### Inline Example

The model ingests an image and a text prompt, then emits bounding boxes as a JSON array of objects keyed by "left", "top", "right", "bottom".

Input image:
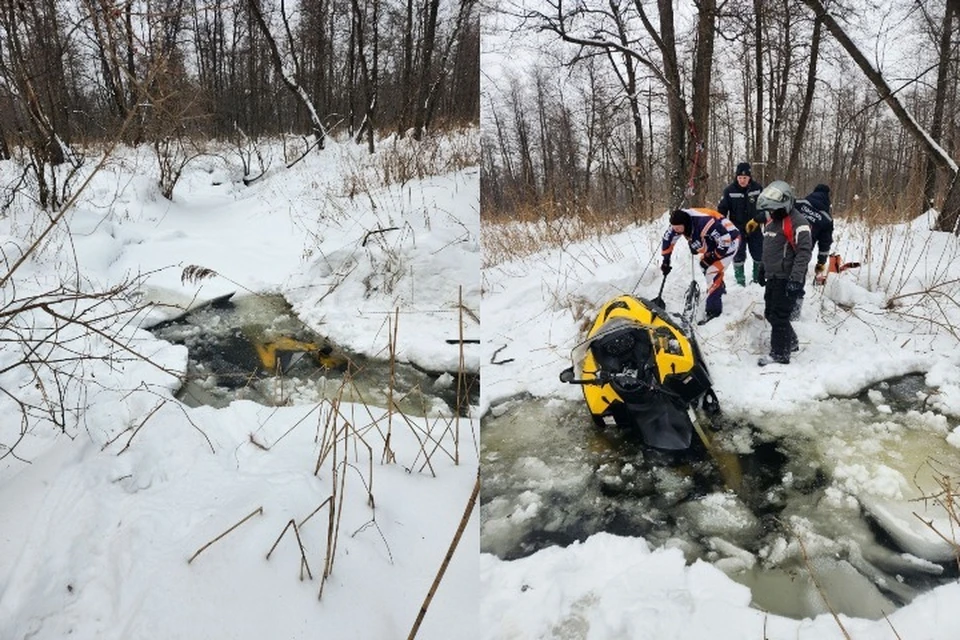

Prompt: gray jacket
[{"left": 760, "top": 208, "right": 813, "bottom": 282}]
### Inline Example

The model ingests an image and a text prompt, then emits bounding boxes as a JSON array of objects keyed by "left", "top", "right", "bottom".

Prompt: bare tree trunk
[
  {"left": 786, "top": 15, "right": 821, "bottom": 182},
  {"left": 753, "top": 0, "right": 763, "bottom": 163},
  {"left": 396, "top": 0, "right": 414, "bottom": 135},
  {"left": 351, "top": 0, "right": 378, "bottom": 153},
  {"left": 412, "top": 0, "right": 439, "bottom": 141},
  {"left": 246, "top": 0, "right": 327, "bottom": 148},
  {"left": 652, "top": 0, "right": 687, "bottom": 206},
  {"left": 688, "top": 0, "right": 716, "bottom": 206},
  {"left": 800, "top": 0, "right": 960, "bottom": 233},
  {"left": 923, "top": 3, "right": 954, "bottom": 212},
  {"left": 608, "top": 1, "right": 646, "bottom": 209}
]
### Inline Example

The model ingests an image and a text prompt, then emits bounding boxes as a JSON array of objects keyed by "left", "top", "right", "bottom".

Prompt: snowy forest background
[
  {"left": 481, "top": 0, "right": 960, "bottom": 234},
  {"left": 0, "top": 0, "right": 479, "bottom": 206}
]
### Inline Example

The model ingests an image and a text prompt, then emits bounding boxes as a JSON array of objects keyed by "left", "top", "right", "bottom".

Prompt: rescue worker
[
  {"left": 753, "top": 180, "right": 812, "bottom": 366},
  {"left": 748, "top": 182, "right": 834, "bottom": 319},
  {"left": 660, "top": 208, "right": 741, "bottom": 325},
  {"left": 717, "top": 162, "right": 764, "bottom": 286},
  {"left": 798, "top": 183, "right": 834, "bottom": 286}
]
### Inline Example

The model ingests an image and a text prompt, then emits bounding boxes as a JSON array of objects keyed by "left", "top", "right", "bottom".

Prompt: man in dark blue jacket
[
  {"left": 717, "top": 162, "right": 764, "bottom": 286},
  {"left": 797, "top": 183, "right": 834, "bottom": 285}
]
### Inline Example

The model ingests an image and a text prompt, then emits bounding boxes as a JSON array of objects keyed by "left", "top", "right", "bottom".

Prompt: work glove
[
  {"left": 814, "top": 262, "right": 828, "bottom": 286},
  {"left": 786, "top": 280, "right": 804, "bottom": 299},
  {"left": 745, "top": 218, "right": 759, "bottom": 234},
  {"left": 661, "top": 261, "right": 672, "bottom": 276}
]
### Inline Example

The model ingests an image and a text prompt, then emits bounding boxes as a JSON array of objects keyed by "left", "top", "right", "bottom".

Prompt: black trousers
[{"left": 764, "top": 278, "right": 797, "bottom": 359}]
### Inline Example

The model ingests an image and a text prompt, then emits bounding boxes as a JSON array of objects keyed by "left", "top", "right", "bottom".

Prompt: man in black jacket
[
  {"left": 784, "top": 183, "right": 834, "bottom": 320},
  {"left": 754, "top": 180, "right": 812, "bottom": 366},
  {"left": 717, "top": 162, "right": 764, "bottom": 286},
  {"left": 797, "top": 183, "right": 834, "bottom": 286}
]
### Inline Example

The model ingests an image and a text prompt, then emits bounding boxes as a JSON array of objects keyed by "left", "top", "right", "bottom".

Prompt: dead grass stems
[
  {"left": 187, "top": 506, "right": 264, "bottom": 564},
  {"left": 912, "top": 470, "right": 960, "bottom": 573},
  {"left": 407, "top": 469, "right": 480, "bottom": 640},
  {"left": 266, "top": 519, "right": 314, "bottom": 581},
  {"left": 482, "top": 203, "right": 641, "bottom": 269}
]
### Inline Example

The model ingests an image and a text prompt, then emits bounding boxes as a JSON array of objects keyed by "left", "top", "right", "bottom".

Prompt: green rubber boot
[
  {"left": 752, "top": 262, "right": 762, "bottom": 284},
  {"left": 734, "top": 263, "right": 746, "bottom": 286}
]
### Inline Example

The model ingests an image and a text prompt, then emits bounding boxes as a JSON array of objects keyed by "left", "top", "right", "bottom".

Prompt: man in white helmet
[{"left": 753, "top": 180, "right": 812, "bottom": 366}]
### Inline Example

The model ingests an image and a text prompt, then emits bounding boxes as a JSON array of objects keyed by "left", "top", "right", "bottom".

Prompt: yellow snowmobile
[{"left": 559, "top": 293, "right": 720, "bottom": 450}]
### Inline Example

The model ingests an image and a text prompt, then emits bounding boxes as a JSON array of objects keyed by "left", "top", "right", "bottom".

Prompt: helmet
[{"left": 757, "top": 180, "right": 795, "bottom": 214}]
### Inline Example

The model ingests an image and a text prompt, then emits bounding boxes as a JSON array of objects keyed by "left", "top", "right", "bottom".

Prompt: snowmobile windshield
[{"left": 570, "top": 317, "right": 652, "bottom": 378}]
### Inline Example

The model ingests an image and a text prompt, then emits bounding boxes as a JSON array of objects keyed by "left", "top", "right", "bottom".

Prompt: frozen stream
[
  {"left": 149, "top": 293, "right": 479, "bottom": 415},
  {"left": 481, "top": 374, "right": 959, "bottom": 620}
]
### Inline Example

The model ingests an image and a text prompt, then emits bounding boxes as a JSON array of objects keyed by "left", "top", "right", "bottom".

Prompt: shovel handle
[{"left": 651, "top": 272, "right": 668, "bottom": 308}]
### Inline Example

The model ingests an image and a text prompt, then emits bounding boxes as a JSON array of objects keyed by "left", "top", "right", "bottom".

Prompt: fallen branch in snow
[
  {"left": 187, "top": 506, "right": 264, "bottom": 564},
  {"left": 361, "top": 226, "right": 400, "bottom": 246},
  {"left": 407, "top": 469, "right": 480, "bottom": 640},
  {"left": 100, "top": 400, "right": 164, "bottom": 454},
  {"left": 490, "top": 344, "right": 514, "bottom": 365}
]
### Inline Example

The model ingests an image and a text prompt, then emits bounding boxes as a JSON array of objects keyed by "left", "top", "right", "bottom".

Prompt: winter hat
[
  {"left": 735, "top": 162, "right": 752, "bottom": 177},
  {"left": 813, "top": 183, "right": 830, "bottom": 194},
  {"left": 669, "top": 209, "right": 692, "bottom": 235}
]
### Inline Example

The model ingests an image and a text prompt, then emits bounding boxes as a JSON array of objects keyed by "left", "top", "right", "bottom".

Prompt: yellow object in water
[
  {"left": 580, "top": 295, "right": 703, "bottom": 420},
  {"left": 254, "top": 336, "right": 346, "bottom": 373}
]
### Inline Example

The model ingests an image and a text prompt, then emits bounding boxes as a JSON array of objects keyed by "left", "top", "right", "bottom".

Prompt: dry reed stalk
[
  {"left": 416, "top": 416, "right": 454, "bottom": 475},
  {"left": 187, "top": 506, "right": 264, "bottom": 564},
  {"left": 298, "top": 496, "right": 334, "bottom": 528},
  {"left": 387, "top": 410, "right": 437, "bottom": 477},
  {"left": 795, "top": 534, "right": 851, "bottom": 639},
  {"left": 406, "top": 470, "right": 480, "bottom": 640},
  {"left": 912, "top": 473, "right": 960, "bottom": 572},
  {"left": 385, "top": 307, "right": 400, "bottom": 464},
  {"left": 266, "top": 519, "right": 314, "bottom": 581},
  {"left": 881, "top": 611, "right": 904, "bottom": 640},
  {"left": 315, "top": 392, "right": 344, "bottom": 475},
  {"left": 319, "top": 428, "right": 338, "bottom": 600},
  {"left": 259, "top": 401, "right": 323, "bottom": 450},
  {"left": 455, "top": 286, "right": 464, "bottom": 464},
  {"left": 318, "top": 442, "right": 350, "bottom": 600},
  {"left": 331, "top": 416, "right": 376, "bottom": 507},
  {"left": 315, "top": 395, "right": 376, "bottom": 502},
  {"left": 330, "top": 451, "right": 348, "bottom": 569}
]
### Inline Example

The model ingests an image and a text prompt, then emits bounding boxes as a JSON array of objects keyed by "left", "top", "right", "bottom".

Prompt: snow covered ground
[
  {"left": 480, "top": 209, "right": 960, "bottom": 639},
  {"left": 0, "top": 131, "right": 479, "bottom": 639}
]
